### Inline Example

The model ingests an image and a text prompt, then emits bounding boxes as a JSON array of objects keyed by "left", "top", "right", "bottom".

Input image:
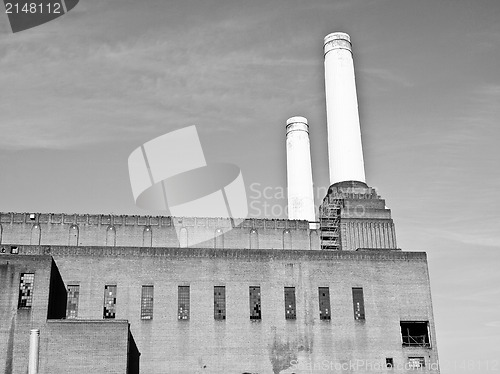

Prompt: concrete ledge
[{"left": 12, "top": 245, "right": 427, "bottom": 262}]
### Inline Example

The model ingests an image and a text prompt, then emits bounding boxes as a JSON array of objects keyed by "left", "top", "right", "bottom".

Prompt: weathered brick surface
[
  {"left": 0, "top": 209, "right": 440, "bottom": 373},
  {"left": 0, "top": 213, "right": 312, "bottom": 250},
  {"left": 0, "top": 255, "right": 136, "bottom": 374},
  {"left": 6, "top": 246, "right": 439, "bottom": 373},
  {"left": 0, "top": 255, "right": 52, "bottom": 374},
  {"left": 39, "top": 320, "right": 130, "bottom": 374}
]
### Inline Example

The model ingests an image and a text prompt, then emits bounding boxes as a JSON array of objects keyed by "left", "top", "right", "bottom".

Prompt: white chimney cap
[
  {"left": 286, "top": 116, "right": 308, "bottom": 126},
  {"left": 324, "top": 32, "right": 351, "bottom": 44}
]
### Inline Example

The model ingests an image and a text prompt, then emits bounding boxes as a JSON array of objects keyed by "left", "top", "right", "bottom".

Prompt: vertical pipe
[
  {"left": 324, "top": 32, "right": 366, "bottom": 185},
  {"left": 286, "top": 116, "right": 316, "bottom": 222},
  {"left": 28, "top": 329, "right": 39, "bottom": 374}
]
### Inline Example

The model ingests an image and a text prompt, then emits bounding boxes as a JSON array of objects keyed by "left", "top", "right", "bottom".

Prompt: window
[
  {"left": 214, "top": 229, "right": 224, "bottom": 249},
  {"left": 141, "top": 285, "right": 154, "bottom": 320},
  {"left": 386, "top": 358, "right": 394, "bottom": 369},
  {"left": 249, "top": 229, "right": 259, "bottom": 249},
  {"left": 284, "top": 287, "right": 296, "bottom": 320},
  {"left": 318, "top": 287, "right": 331, "bottom": 320},
  {"left": 401, "top": 321, "right": 430, "bottom": 347},
  {"left": 103, "top": 285, "right": 117, "bottom": 319},
  {"left": 143, "top": 227, "right": 152, "bottom": 247},
  {"left": 69, "top": 225, "right": 79, "bottom": 246},
  {"left": 18, "top": 273, "right": 34, "bottom": 308},
  {"left": 214, "top": 286, "right": 226, "bottom": 320},
  {"left": 352, "top": 287, "right": 365, "bottom": 320},
  {"left": 178, "top": 286, "right": 190, "bottom": 320},
  {"left": 283, "top": 230, "right": 292, "bottom": 250},
  {"left": 249, "top": 286, "right": 261, "bottom": 320},
  {"left": 408, "top": 357, "right": 425, "bottom": 369},
  {"left": 179, "top": 228, "right": 188, "bottom": 248},
  {"left": 66, "top": 285, "right": 80, "bottom": 319},
  {"left": 106, "top": 226, "right": 116, "bottom": 247}
]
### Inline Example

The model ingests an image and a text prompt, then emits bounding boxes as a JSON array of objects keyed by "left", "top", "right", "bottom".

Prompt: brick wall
[
  {"left": 0, "top": 213, "right": 314, "bottom": 250},
  {"left": 39, "top": 320, "right": 131, "bottom": 374},
  {"left": 0, "top": 255, "right": 53, "bottom": 374},
  {"left": 11, "top": 245, "right": 439, "bottom": 373}
]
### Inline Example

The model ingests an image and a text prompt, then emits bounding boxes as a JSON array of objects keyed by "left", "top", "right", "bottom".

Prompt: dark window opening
[
  {"left": 214, "top": 286, "right": 226, "bottom": 320},
  {"left": 103, "top": 285, "right": 117, "bottom": 319},
  {"left": 249, "top": 286, "right": 261, "bottom": 320},
  {"left": 18, "top": 273, "right": 34, "bottom": 308},
  {"left": 284, "top": 287, "right": 296, "bottom": 320},
  {"left": 401, "top": 321, "right": 430, "bottom": 347},
  {"left": 319, "top": 287, "right": 331, "bottom": 320},
  {"left": 386, "top": 358, "right": 394, "bottom": 368},
  {"left": 178, "top": 286, "right": 190, "bottom": 320},
  {"left": 141, "top": 285, "right": 154, "bottom": 320},
  {"left": 352, "top": 287, "right": 365, "bottom": 320}
]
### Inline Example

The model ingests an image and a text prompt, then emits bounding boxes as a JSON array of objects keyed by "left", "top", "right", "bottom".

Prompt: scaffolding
[{"left": 319, "top": 197, "right": 343, "bottom": 250}]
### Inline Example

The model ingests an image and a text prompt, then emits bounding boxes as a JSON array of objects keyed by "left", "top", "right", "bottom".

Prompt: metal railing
[{"left": 402, "top": 335, "right": 430, "bottom": 347}]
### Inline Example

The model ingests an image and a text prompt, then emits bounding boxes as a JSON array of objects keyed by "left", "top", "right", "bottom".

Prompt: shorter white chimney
[{"left": 286, "top": 116, "right": 316, "bottom": 222}]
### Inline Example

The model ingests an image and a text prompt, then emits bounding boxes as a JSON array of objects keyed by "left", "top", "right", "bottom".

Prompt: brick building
[{"left": 0, "top": 32, "right": 439, "bottom": 373}]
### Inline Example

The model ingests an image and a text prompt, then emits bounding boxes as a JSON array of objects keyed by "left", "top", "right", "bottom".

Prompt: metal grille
[
  {"left": 214, "top": 286, "right": 226, "bottom": 320},
  {"left": 249, "top": 286, "right": 261, "bottom": 320},
  {"left": 318, "top": 287, "right": 331, "bottom": 320},
  {"left": 141, "top": 285, "right": 154, "bottom": 320},
  {"left": 352, "top": 287, "right": 365, "bottom": 320},
  {"left": 103, "top": 285, "right": 117, "bottom": 319},
  {"left": 408, "top": 357, "right": 425, "bottom": 369},
  {"left": 66, "top": 285, "right": 79, "bottom": 319},
  {"left": 178, "top": 286, "right": 190, "bottom": 320},
  {"left": 18, "top": 273, "right": 34, "bottom": 308},
  {"left": 284, "top": 287, "right": 296, "bottom": 320}
]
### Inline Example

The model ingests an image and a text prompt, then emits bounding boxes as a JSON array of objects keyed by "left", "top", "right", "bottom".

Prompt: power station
[{"left": 0, "top": 33, "right": 439, "bottom": 374}]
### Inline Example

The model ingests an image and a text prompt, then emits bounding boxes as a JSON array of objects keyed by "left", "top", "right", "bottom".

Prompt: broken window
[
  {"left": 401, "top": 321, "right": 430, "bottom": 347},
  {"left": 141, "top": 285, "right": 154, "bottom": 320},
  {"left": 214, "top": 286, "right": 226, "bottom": 320},
  {"left": 318, "top": 287, "right": 331, "bottom": 320},
  {"left": 103, "top": 285, "right": 117, "bottom": 319},
  {"left": 284, "top": 287, "right": 296, "bottom": 320},
  {"left": 249, "top": 286, "right": 261, "bottom": 320},
  {"left": 18, "top": 273, "right": 34, "bottom": 308},
  {"left": 352, "top": 287, "right": 365, "bottom": 320},
  {"left": 66, "top": 285, "right": 80, "bottom": 319},
  {"left": 178, "top": 286, "right": 190, "bottom": 320}
]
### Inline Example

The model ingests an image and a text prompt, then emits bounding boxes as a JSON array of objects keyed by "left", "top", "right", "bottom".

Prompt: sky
[{"left": 1, "top": 0, "right": 500, "bottom": 371}]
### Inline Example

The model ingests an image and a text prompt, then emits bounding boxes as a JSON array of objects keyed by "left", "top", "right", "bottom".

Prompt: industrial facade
[{"left": 0, "top": 32, "right": 440, "bottom": 374}]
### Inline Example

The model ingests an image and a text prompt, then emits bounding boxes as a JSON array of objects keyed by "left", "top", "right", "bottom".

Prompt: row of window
[
  {"left": 22, "top": 226, "right": 295, "bottom": 248},
  {"left": 18, "top": 273, "right": 363, "bottom": 321},
  {"left": 17, "top": 274, "right": 430, "bottom": 348},
  {"left": 65, "top": 284, "right": 364, "bottom": 322}
]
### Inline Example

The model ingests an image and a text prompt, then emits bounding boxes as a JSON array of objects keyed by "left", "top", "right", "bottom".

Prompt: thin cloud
[{"left": 360, "top": 67, "right": 414, "bottom": 88}]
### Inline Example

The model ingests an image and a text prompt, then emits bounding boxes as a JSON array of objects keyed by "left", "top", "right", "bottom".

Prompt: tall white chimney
[
  {"left": 324, "top": 32, "right": 366, "bottom": 185},
  {"left": 286, "top": 116, "right": 316, "bottom": 222}
]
